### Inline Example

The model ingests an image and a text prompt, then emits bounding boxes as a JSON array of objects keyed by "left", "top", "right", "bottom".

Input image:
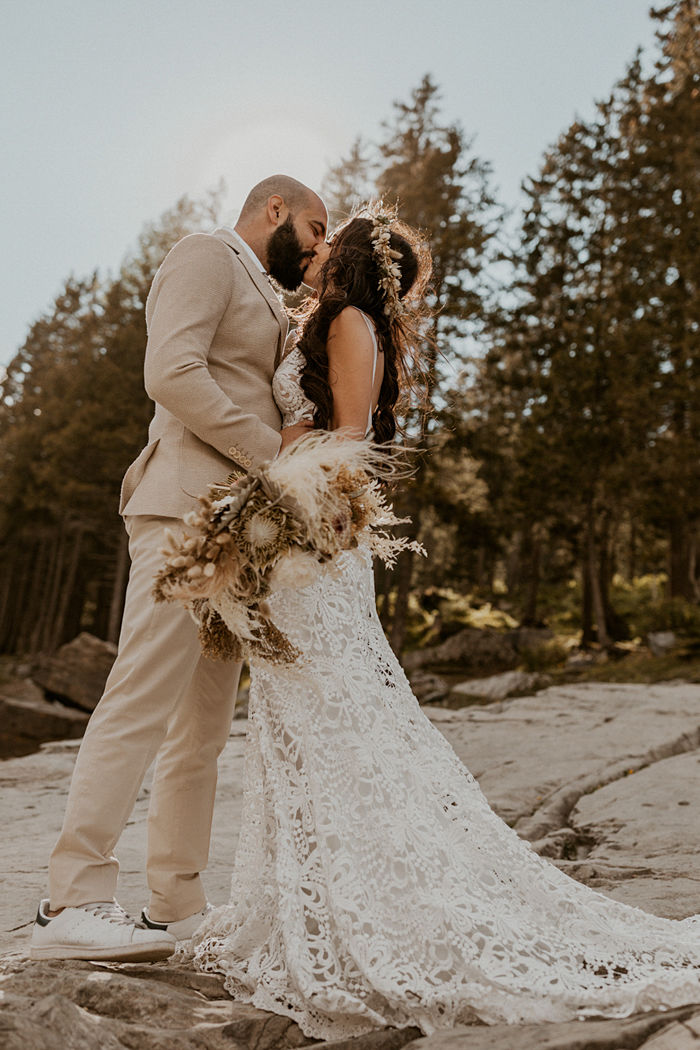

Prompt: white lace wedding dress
[{"left": 192, "top": 320, "right": 700, "bottom": 1040}]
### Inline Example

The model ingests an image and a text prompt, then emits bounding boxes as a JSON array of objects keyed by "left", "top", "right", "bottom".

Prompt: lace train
[{"left": 193, "top": 547, "right": 700, "bottom": 1039}]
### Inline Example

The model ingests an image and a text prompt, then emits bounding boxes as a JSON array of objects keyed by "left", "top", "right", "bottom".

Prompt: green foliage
[
  {"left": 0, "top": 191, "right": 225, "bottom": 653},
  {"left": 470, "top": 0, "right": 700, "bottom": 640},
  {"left": 636, "top": 598, "right": 700, "bottom": 636},
  {"left": 400, "top": 587, "right": 518, "bottom": 650},
  {"left": 518, "top": 639, "right": 569, "bottom": 673},
  {"left": 3, "top": 5, "right": 700, "bottom": 659},
  {"left": 559, "top": 650, "right": 700, "bottom": 685},
  {"left": 324, "top": 75, "right": 505, "bottom": 652}
]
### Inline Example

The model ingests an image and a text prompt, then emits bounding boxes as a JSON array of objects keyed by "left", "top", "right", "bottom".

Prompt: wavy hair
[{"left": 293, "top": 209, "right": 432, "bottom": 443}]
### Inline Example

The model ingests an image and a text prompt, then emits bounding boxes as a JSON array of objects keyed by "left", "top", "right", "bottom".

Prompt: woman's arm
[{"left": 327, "top": 307, "right": 377, "bottom": 439}]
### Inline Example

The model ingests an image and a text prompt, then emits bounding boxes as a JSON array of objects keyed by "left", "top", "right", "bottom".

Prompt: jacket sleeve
[{"left": 143, "top": 234, "right": 281, "bottom": 465}]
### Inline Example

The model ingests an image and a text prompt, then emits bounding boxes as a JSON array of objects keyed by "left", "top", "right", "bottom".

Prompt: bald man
[{"left": 31, "top": 176, "right": 327, "bottom": 962}]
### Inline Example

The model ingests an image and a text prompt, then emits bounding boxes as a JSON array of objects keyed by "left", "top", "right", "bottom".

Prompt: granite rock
[
  {"left": 0, "top": 677, "right": 88, "bottom": 759},
  {"left": 32, "top": 632, "right": 117, "bottom": 712},
  {"left": 402, "top": 626, "right": 553, "bottom": 674},
  {"left": 2, "top": 682, "right": 699, "bottom": 1048},
  {"left": 449, "top": 669, "right": 543, "bottom": 702}
]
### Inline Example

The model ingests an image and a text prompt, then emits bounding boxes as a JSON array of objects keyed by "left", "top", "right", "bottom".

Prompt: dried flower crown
[{"left": 370, "top": 210, "right": 406, "bottom": 319}]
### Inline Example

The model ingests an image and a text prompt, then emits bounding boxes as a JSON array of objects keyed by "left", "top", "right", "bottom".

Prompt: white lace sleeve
[{"left": 271, "top": 347, "right": 315, "bottom": 428}]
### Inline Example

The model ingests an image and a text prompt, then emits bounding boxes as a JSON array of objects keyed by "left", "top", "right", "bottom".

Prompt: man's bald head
[
  {"left": 238, "top": 175, "right": 323, "bottom": 223},
  {"left": 234, "top": 175, "right": 327, "bottom": 290}
]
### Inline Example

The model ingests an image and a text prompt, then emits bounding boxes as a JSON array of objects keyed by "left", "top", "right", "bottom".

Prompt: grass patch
[
  {"left": 518, "top": 639, "right": 569, "bottom": 672},
  {"left": 552, "top": 650, "right": 700, "bottom": 686}
]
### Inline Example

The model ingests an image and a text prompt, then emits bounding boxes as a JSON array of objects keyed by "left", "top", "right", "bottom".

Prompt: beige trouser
[{"left": 48, "top": 514, "right": 241, "bottom": 921}]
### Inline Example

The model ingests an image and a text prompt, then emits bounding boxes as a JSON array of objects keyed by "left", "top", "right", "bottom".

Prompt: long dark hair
[{"left": 294, "top": 212, "right": 432, "bottom": 443}]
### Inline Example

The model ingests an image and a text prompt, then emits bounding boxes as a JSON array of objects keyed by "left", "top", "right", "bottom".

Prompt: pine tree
[
  {"left": 324, "top": 76, "right": 503, "bottom": 651},
  {"left": 0, "top": 191, "right": 224, "bottom": 654}
]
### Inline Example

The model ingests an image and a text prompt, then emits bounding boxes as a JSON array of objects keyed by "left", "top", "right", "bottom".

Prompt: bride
[{"left": 188, "top": 207, "right": 700, "bottom": 1039}]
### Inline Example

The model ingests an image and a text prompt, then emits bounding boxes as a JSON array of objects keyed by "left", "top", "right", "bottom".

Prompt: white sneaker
[
  {"left": 141, "top": 902, "right": 214, "bottom": 941},
  {"left": 30, "top": 899, "right": 176, "bottom": 962}
]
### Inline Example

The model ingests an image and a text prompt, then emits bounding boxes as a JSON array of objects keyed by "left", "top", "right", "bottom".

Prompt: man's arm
[{"left": 144, "top": 234, "right": 281, "bottom": 465}]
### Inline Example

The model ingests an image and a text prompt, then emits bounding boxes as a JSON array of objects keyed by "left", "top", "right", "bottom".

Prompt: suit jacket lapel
[{"left": 214, "top": 227, "right": 288, "bottom": 361}]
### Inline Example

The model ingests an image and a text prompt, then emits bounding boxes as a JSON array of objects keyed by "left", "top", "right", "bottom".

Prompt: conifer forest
[{"left": 1, "top": 1, "right": 698, "bottom": 660}]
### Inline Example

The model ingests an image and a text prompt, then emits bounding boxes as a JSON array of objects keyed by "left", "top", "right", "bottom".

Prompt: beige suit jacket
[{"left": 119, "top": 227, "right": 288, "bottom": 519}]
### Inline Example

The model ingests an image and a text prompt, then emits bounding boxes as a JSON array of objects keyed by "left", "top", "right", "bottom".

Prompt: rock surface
[
  {"left": 404, "top": 1008, "right": 700, "bottom": 1049},
  {"left": 2, "top": 681, "right": 699, "bottom": 1049},
  {"left": 562, "top": 749, "right": 700, "bottom": 917},
  {"left": 407, "top": 669, "right": 449, "bottom": 703},
  {"left": 402, "top": 625, "right": 552, "bottom": 674},
  {"left": 449, "top": 669, "right": 543, "bottom": 702},
  {"left": 32, "top": 632, "right": 117, "bottom": 712},
  {"left": 0, "top": 677, "right": 88, "bottom": 759},
  {"left": 647, "top": 631, "right": 678, "bottom": 657},
  {"left": 2, "top": 957, "right": 699, "bottom": 1050}
]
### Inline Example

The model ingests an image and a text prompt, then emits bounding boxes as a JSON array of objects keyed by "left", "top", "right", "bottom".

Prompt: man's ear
[{"left": 266, "top": 195, "right": 288, "bottom": 226}]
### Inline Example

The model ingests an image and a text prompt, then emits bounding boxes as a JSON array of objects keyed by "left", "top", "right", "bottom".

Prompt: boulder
[
  {"left": 0, "top": 959, "right": 323, "bottom": 1050},
  {"left": 0, "top": 677, "right": 88, "bottom": 758},
  {"left": 450, "top": 670, "right": 544, "bottom": 703},
  {"left": 0, "top": 958, "right": 421, "bottom": 1050},
  {"left": 562, "top": 749, "right": 700, "bottom": 918},
  {"left": 1, "top": 959, "right": 698, "bottom": 1050},
  {"left": 404, "top": 1007, "right": 700, "bottom": 1049},
  {"left": 403, "top": 627, "right": 552, "bottom": 674},
  {"left": 2, "top": 682, "right": 700, "bottom": 1048},
  {"left": 566, "top": 648, "right": 608, "bottom": 669},
  {"left": 407, "top": 670, "right": 449, "bottom": 703},
  {"left": 647, "top": 631, "right": 677, "bottom": 657},
  {"left": 32, "top": 633, "right": 117, "bottom": 712}
]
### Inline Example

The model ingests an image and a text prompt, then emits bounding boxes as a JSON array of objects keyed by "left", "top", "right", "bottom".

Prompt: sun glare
[{"left": 190, "top": 114, "right": 340, "bottom": 219}]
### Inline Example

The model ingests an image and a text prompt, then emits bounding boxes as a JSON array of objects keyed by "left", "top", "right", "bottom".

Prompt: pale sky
[{"left": 1, "top": 0, "right": 660, "bottom": 368}]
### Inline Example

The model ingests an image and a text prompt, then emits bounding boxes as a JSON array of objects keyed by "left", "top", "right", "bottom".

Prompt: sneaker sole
[{"left": 29, "top": 941, "right": 175, "bottom": 962}]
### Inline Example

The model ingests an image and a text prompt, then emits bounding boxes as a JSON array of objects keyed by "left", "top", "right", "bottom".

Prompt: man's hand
[{"left": 279, "top": 419, "right": 314, "bottom": 451}]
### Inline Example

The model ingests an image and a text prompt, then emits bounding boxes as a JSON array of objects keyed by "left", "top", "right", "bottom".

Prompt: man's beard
[{"left": 266, "top": 216, "right": 311, "bottom": 291}]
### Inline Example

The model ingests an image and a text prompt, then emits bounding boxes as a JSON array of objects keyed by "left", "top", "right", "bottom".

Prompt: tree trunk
[
  {"left": 668, "top": 515, "right": 697, "bottom": 600},
  {"left": 50, "top": 526, "right": 84, "bottom": 651},
  {"left": 0, "top": 557, "right": 15, "bottom": 650},
  {"left": 690, "top": 530, "right": 699, "bottom": 601},
  {"left": 520, "top": 525, "right": 542, "bottom": 627},
  {"left": 628, "top": 517, "right": 637, "bottom": 582},
  {"left": 107, "top": 528, "right": 130, "bottom": 644},
  {"left": 505, "top": 531, "right": 523, "bottom": 597},
  {"left": 587, "top": 506, "right": 610, "bottom": 648},
  {"left": 474, "top": 546, "right": 487, "bottom": 591},
  {"left": 581, "top": 561, "right": 594, "bottom": 647},
  {"left": 388, "top": 547, "right": 415, "bottom": 657},
  {"left": 42, "top": 524, "right": 67, "bottom": 652},
  {"left": 28, "top": 534, "right": 54, "bottom": 654},
  {"left": 5, "top": 555, "right": 33, "bottom": 654}
]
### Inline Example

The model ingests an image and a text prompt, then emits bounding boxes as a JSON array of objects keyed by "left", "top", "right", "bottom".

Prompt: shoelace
[{"left": 82, "top": 900, "right": 144, "bottom": 927}]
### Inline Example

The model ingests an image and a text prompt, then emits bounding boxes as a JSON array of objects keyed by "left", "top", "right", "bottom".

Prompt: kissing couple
[{"left": 32, "top": 175, "right": 700, "bottom": 1040}]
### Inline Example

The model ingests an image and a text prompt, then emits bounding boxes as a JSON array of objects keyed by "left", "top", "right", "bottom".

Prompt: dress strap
[
  {"left": 354, "top": 309, "right": 379, "bottom": 433},
  {"left": 356, "top": 309, "right": 379, "bottom": 383}
]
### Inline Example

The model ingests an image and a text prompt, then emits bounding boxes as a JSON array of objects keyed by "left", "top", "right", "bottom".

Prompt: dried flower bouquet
[{"left": 153, "top": 431, "right": 423, "bottom": 664}]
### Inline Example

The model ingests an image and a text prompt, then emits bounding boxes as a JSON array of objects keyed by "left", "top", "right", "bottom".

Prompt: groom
[{"left": 31, "top": 175, "right": 327, "bottom": 961}]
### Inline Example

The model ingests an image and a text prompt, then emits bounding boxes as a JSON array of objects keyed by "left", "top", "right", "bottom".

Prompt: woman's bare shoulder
[{"left": 327, "top": 306, "right": 374, "bottom": 349}]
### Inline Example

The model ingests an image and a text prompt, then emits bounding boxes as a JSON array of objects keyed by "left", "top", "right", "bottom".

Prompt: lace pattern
[
  {"left": 192, "top": 547, "right": 700, "bottom": 1039},
  {"left": 272, "top": 310, "right": 379, "bottom": 432},
  {"left": 272, "top": 347, "right": 315, "bottom": 428}
]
